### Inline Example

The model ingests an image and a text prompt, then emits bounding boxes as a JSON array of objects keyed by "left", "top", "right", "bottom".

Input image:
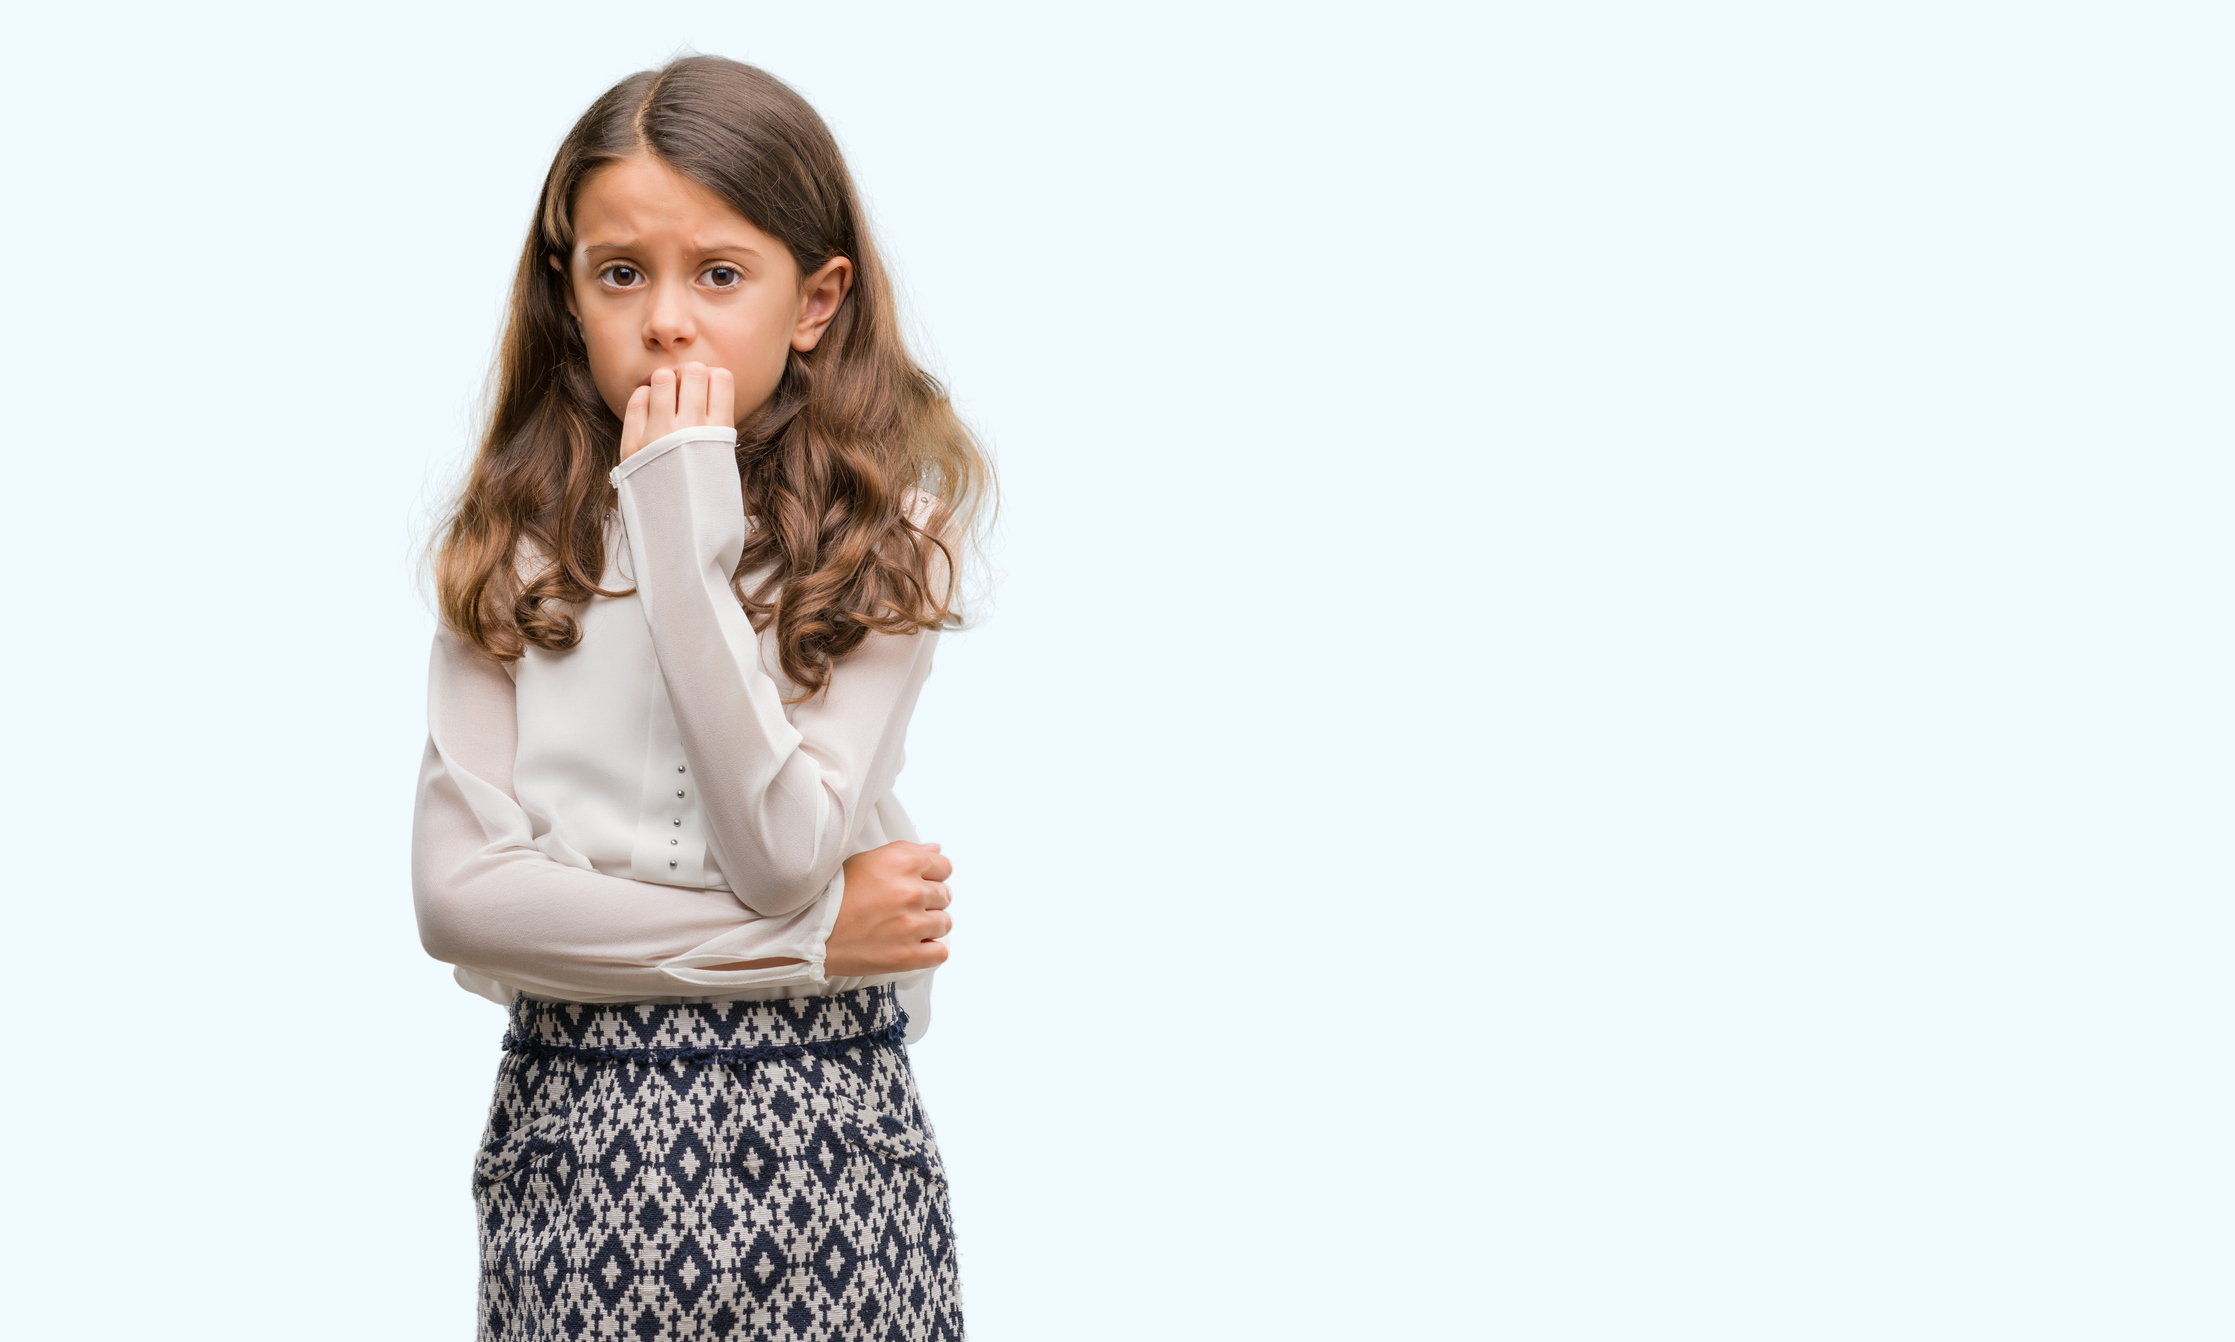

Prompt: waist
[{"left": 504, "top": 982, "right": 904, "bottom": 1062}]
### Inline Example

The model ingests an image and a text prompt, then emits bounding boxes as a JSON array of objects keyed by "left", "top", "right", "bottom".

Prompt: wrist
[{"left": 807, "top": 864, "right": 848, "bottom": 976}]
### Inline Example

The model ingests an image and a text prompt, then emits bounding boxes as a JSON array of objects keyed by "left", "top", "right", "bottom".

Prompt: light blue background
[{"left": 2, "top": 2, "right": 2227, "bottom": 1337}]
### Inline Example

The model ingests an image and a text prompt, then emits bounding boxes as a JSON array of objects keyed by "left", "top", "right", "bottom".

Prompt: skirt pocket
[
  {"left": 473, "top": 1056, "right": 583, "bottom": 1193},
  {"left": 823, "top": 1081, "right": 946, "bottom": 1185}
]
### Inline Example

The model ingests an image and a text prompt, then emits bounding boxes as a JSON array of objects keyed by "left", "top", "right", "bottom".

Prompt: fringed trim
[{"left": 502, "top": 1016, "right": 907, "bottom": 1065}]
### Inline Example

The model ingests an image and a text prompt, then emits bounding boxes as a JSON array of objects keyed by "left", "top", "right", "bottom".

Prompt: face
[{"left": 556, "top": 152, "right": 852, "bottom": 424}]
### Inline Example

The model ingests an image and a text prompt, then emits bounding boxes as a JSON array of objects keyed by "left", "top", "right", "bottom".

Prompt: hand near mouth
[{"left": 619, "top": 361, "right": 735, "bottom": 461}]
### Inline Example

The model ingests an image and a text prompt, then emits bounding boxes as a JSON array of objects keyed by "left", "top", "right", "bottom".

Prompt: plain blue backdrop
[{"left": 2, "top": 2, "right": 2228, "bottom": 1337}]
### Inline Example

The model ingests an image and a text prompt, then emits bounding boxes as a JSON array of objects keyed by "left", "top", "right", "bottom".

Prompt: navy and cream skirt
[{"left": 474, "top": 985, "right": 961, "bottom": 1341}]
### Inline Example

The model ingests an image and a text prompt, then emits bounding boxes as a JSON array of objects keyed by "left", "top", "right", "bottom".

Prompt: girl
[{"left": 413, "top": 56, "right": 985, "bottom": 1342}]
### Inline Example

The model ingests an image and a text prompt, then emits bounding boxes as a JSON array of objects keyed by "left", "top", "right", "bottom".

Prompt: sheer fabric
[{"left": 413, "top": 425, "right": 939, "bottom": 1038}]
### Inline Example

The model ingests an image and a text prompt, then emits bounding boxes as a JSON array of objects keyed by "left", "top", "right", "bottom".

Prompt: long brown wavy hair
[{"left": 435, "top": 56, "right": 989, "bottom": 698}]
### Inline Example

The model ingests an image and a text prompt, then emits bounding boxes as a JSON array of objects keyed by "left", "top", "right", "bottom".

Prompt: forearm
[
  {"left": 414, "top": 838, "right": 842, "bottom": 999},
  {"left": 415, "top": 625, "right": 847, "bottom": 999},
  {"left": 611, "top": 428, "right": 937, "bottom": 915}
]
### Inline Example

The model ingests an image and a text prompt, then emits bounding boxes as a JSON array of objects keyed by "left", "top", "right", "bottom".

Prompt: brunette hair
[{"left": 434, "top": 55, "right": 989, "bottom": 696}]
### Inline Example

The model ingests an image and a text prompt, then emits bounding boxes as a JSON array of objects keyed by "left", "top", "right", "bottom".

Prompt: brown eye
[
  {"left": 604, "top": 265, "right": 640, "bottom": 287},
  {"left": 705, "top": 266, "right": 740, "bottom": 287}
]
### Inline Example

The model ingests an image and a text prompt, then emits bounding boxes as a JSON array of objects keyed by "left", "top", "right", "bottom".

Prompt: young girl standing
[{"left": 414, "top": 56, "right": 985, "bottom": 1342}]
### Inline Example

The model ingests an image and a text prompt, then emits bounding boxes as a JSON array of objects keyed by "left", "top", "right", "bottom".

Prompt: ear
[
  {"left": 549, "top": 253, "right": 580, "bottom": 321},
  {"left": 791, "top": 257, "right": 854, "bottom": 353}
]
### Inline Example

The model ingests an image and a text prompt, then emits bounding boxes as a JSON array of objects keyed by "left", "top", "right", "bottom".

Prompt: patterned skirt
[{"left": 475, "top": 985, "right": 962, "bottom": 1341}]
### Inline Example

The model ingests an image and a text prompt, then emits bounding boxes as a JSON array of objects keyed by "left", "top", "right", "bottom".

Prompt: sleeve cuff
[
  {"left": 655, "top": 865, "right": 847, "bottom": 989},
  {"left": 610, "top": 424, "right": 739, "bottom": 485}
]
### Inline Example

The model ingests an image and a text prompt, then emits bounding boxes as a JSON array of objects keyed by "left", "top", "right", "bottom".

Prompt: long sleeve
[
  {"left": 412, "top": 624, "right": 847, "bottom": 1002},
  {"left": 611, "top": 426, "right": 940, "bottom": 918}
]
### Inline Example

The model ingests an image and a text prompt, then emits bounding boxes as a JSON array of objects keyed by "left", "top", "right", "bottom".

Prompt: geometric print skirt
[{"left": 475, "top": 985, "right": 962, "bottom": 1341}]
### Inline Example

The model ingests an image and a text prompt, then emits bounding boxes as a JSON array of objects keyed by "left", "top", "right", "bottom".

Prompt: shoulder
[
  {"left": 897, "top": 487, "right": 968, "bottom": 548},
  {"left": 892, "top": 488, "right": 977, "bottom": 620},
  {"left": 512, "top": 513, "right": 621, "bottom": 585},
  {"left": 896, "top": 487, "right": 963, "bottom": 574},
  {"left": 431, "top": 621, "right": 522, "bottom": 686}
]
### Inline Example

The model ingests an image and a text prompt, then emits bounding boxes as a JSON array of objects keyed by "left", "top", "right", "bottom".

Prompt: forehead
[{"left": 572, "top": 153, "right": 768, "bottom": 252}]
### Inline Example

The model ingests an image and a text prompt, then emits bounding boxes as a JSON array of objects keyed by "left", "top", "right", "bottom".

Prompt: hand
[
  {"left": 696, "top": 841, "right": 953, "bottom": 975},
  {"left": 619, "top": 361, "right": 735, "bottom": 460},
  {"left": 823, "top": 841, "right": 954, "bottom": 977}
]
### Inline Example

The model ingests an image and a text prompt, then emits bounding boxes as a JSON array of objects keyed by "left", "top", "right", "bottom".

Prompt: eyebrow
[{"left": 579, "top": 240, "right": 766, "bottom": 258}]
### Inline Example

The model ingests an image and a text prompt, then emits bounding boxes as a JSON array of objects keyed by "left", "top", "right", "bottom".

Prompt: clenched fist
[
  {"left": 824, "top": 841, "right": 953, "bottom": 977},
  {"left": 699, "top": 841, "right": 953, "bottom": 976}
]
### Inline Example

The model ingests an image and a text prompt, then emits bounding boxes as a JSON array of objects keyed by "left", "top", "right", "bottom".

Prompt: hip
[{"left": 474, "top": 984, "right": 960, "bottom": 1340}]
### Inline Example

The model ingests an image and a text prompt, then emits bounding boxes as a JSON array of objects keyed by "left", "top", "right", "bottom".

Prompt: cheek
[
  {"left": 576, "top": 319, "right": 633, "bottom": 403},
  {"left": 729, "top": 349, "right": 787, "bottom": 412},
  {"left": 713, "top": 308, "right": 798, "bottom": 413}
]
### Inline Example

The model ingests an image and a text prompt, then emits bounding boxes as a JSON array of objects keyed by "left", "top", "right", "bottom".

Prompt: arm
[
  {"left": 414, "top": 626, "right": 954, "bottom": 997},
  {"left": 610, "top": 422, "right": 941, "bottom": 918},
  {"left": 413, "top": 624, "right": 841, "bottom": 999},
  {"left": 703, "top": 841, "right": 955, "bottom": 977}
]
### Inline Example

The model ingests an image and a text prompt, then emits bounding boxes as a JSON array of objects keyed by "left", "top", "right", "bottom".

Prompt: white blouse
[{"left": 412, "top": 425, "right": 940, "bottom": 1040}]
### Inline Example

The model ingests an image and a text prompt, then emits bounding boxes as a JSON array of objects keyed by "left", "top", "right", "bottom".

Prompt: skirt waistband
[{"left": 503, "top": 984, "right": 905, "bottom": 1063}]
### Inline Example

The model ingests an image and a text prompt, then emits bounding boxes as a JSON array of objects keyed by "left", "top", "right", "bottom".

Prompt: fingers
[
  {"left": 709, "top": 366, "right": 734, "bottom": 426},
  {"left": 919, "top": 909, "right": 953, "bottom": 940},
  {"left": 618, "top": 384, "right": 652, "bottom": 460},
  {"left": 677, "top": 361, "right": 709, "bottom": 426},
  {"left": 632, "top": 363, "right": 729, "bottom": 453},
  {"left": 922, "top": 880, "right": 951, "bottom": 911},
  {"left": 645, "top": 367, "right": 679, "bottom": 442},
  {"left": 865, "top": 840, "right": 950, "bottom": 882}
]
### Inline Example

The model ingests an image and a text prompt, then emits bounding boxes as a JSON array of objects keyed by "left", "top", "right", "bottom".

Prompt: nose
[{"left": 642, "top": 277, "right": 696, "bottom": 351}]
